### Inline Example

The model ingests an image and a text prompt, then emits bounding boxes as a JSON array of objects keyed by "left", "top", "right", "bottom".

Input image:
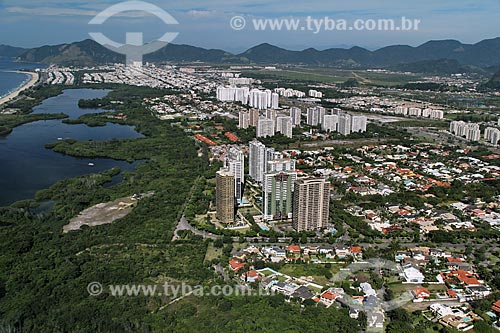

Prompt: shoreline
[{"left": 0, "top": 71, "right": 39, "bottom": 107}]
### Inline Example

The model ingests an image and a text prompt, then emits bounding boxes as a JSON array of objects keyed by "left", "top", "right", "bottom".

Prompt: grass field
[
  {"left": 204, "top": 243, "right": 222, "bottom": 262},
  {"left": 389, "top": 281, "right": 448, "bottom": 295},
  {"left": 279, "top": 263, "right": 343, "bottom": 286},
  {"left": 243, "top": 68, "right": 421, "bottom": 87}
]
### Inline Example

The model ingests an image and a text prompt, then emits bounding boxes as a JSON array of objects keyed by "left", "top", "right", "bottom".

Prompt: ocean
[{"left": 0, "top": 57, "right": 45, "bottom": 98}]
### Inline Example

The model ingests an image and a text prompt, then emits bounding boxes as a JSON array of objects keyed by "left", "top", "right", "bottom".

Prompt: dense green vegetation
[
  {"left": 155, "top": 295, "right": 360, "bottom": 332},
  {"left": 0, "top": 87, "right": 212, "bottom": 331},
  {"left": 3, "top": 84, "right": 65, "bottom": 113},
  {"left": 400, "top": 82, "right": 446, "bottom": 91},
  {"left": 0, "top": 85, "right": 70, "bottom": 135},
  {"left": 0, "top": 112, "right": 68, "bottom": 136},
  {"left": 0, "top": 86, "right": 361, "bottom": 332},
  {"left": 390, "top": 59, "right": 479, "bottom": 75},
  {"left": 480, "top": 69, "right": 500, "bottom": 91}
]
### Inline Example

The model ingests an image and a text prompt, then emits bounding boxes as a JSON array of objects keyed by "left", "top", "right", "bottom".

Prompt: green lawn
[
  {"left": 258, "top": 268, "right": 278, "bottom": 277},
  {"left": 278, "top": 263, "right": 343, "bottom": 286},
  {"left": 242, "top": 68, "right": 421, "bottom": 87},
  {"left": 204, "top": 243, "right": 222, "bottom": 262}
]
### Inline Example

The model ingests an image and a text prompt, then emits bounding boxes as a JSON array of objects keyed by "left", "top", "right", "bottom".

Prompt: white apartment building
[
  {"left": 226, "top": 147, "right": 245, "bottom": 202},
  {"left": 449, "top": 121, "right": 481, "bottom": 142},
  {"left": 276, "top": 116, "right": 293, "bottom": 138},
  {"left": 322, "top": 114, "right": 339, "bottom": 132},
  {"left": 249, "top": 140, "right": 276, "bottom": 183},
  {"left": 308, "top": 89, "right": 323, "bottom": 98},
  {"left": 238, "top": 111, "right": 250, "bottom": 129},
  {"left": 306, "top": 106, "right": 326, "bottom": 126},
  {"left": 338, "top": 113, "right": 352, "bottom": 136},
  {"left": 485, "top": 127, "right": 500, "bottom": 145},
  {"left": 257, "top": 118, "right": 275, "bottom": 138},
  {"left": 351, "top": 115, "right": 367, "bottom": 133},
  {"left": 290, "top": 107, "right": 302, "bottom": 126}
]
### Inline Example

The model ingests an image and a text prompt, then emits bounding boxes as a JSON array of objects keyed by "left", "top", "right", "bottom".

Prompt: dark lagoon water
[
  {"left": 0, "top": 57, "right": 45, "bottom": 99},
  {"left": 0, "top": 89, "right": 144, "bottom": 207}
]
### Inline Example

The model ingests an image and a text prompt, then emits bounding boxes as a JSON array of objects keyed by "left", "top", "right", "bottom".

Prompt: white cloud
[
  {"left": 5, "top": 6, "right": 99, "bottom": 16},
  {"left": 186, "top": 10, "right": 217, "bottom": 18},
  {"left": 4, "top": 6, "right": 157, "bottom": 17}
]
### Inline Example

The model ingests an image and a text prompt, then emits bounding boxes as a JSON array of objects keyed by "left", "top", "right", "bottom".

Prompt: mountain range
[
  {"left": 4, "top": 37, "right": 500, "bottom": 74},
  {"left": 0, "top": 45, "right": 28, "bottom": 58}
]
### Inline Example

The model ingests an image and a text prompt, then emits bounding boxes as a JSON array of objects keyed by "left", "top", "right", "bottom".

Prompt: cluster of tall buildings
[
  {"left": 240, "top": 106, "right": 366, "bottom": 139},
  {"left": 249, "top": 89, "right": 280, "bottom": 110},
  {"left": 274, "top": 87, "right": 306, "bottom": 98},
  {"left": 449, "top": 121, "right": 481, "bottom": 142},
  {"left": 238, "top": 109, "right": 260, "bottom": 129},
  {"left": 239, "top": 108, "right": 297, "bottom": 139},
  {"left": 306, "top": 107, "right": 367, "bottom": 135},
  {"left": 248, "top": 140, "right": 331, "bottom": 231},
  {"left": 216, "top": 86, "right": 249, "bottom": 104},
  {"left": 216, "top": 86, "right": 279, "bottom": 110},
  {"left": 308, "top": 90, "right": 323, "bottom": 98},
  {"left": 449, "top": 121, "right": 500, "bottom": 144},
  {"left": 215, "top": 147, "right": 245, "bottom": 224},
  {"left": 485, "top": 127, "right": 500, "bottom": 145},
  {"left": 394, "top": 107, "right": 444, "bottom": 119},
  {"left": 216, "top": 140, "right": 332, "bottom": 231},
  {"left": 228, "top": 77, "right": 253, "bottom": 86}
]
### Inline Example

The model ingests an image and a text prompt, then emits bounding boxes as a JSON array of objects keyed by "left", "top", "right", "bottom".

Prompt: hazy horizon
[{"left": 1, "top": 0, "right": 499, "bottom": 52}]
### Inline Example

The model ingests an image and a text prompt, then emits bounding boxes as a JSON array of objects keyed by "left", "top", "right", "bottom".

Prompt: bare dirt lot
[{"left": 63, "top": 196, "right": 137, "bottom": 233}]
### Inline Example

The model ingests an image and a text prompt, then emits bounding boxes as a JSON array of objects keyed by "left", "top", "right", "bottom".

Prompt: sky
[{"left": 1, "top": 0, "right": 499, "bottom": 53}]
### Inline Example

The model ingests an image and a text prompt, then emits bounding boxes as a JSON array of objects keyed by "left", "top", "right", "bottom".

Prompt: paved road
[
  {"left": 215, "top": 264, "right": 230, "bottom": 282},
  {"left": 172, "top": 214, "right": 219, "bottom": 240},
  {"left": 172, "top": 211, "right": 498, "bottom": 259},
  {"left": 173, "top": 216, "right": 498, "bottom": 253}
]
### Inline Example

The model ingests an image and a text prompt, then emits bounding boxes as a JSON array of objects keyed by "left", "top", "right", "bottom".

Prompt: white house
[{"left": 403, "top": 267, "right": 425, "bottom": 283}]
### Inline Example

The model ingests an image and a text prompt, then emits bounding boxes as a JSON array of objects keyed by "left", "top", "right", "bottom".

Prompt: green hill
[{"left": 15, "top": 37, "right": 500, "bottom": 70}]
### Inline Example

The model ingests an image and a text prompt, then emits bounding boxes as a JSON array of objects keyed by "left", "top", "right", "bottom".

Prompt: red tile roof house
[
  {"left": 454, "top": 270, "right": 481, "bottom": 286},
  {"left": 287, "top": 245, "right": 301, "bottom": 255},
  {"left": 320, "top": 291, "right": 341, "bottom": 307},
  {"left": 229, "top": 260, "right": 245, "bottom": 273},
  {"left": 350, "top": 246, "right": 363, "bottom": 259},
  {"left": 447, "top": 289, "right": 458, "bottom": 299},
  {"left": 412, "top": 287, "right": 431, "bottom": 302},
  {"left": 447, "top": 256, "right": 465, "bottom": 263},
  {"left": 492, "top": 300, "right": 500, "bottom": 314},
  {"left": 471, "top": 209, "right": 485, "bottom": 217},
  {"left": 241, "top": 270, "right": 263, "bottom": 283}
]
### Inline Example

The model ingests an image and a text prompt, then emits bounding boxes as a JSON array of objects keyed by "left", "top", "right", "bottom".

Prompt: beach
[{"left": 0, "top": 71, "right": 39, "bottom": 107}]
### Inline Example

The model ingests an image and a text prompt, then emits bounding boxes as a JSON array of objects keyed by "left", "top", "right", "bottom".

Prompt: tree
[
  {"left": 303, "top": 298, "right": 316, "bottom": 307},
  {"left": 473, "top": 321, "right": 496, "bottom": 333},
  {"left": 357, "top": 311, "right": 367, "bottom": 330},
  {"left": 214, "top": 238, "right": 223, "bottom": 248}
]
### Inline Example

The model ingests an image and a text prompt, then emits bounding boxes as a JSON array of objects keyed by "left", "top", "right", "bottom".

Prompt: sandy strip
[{"left": 0, "top": 71, "right": 39, "bottom": 107}]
